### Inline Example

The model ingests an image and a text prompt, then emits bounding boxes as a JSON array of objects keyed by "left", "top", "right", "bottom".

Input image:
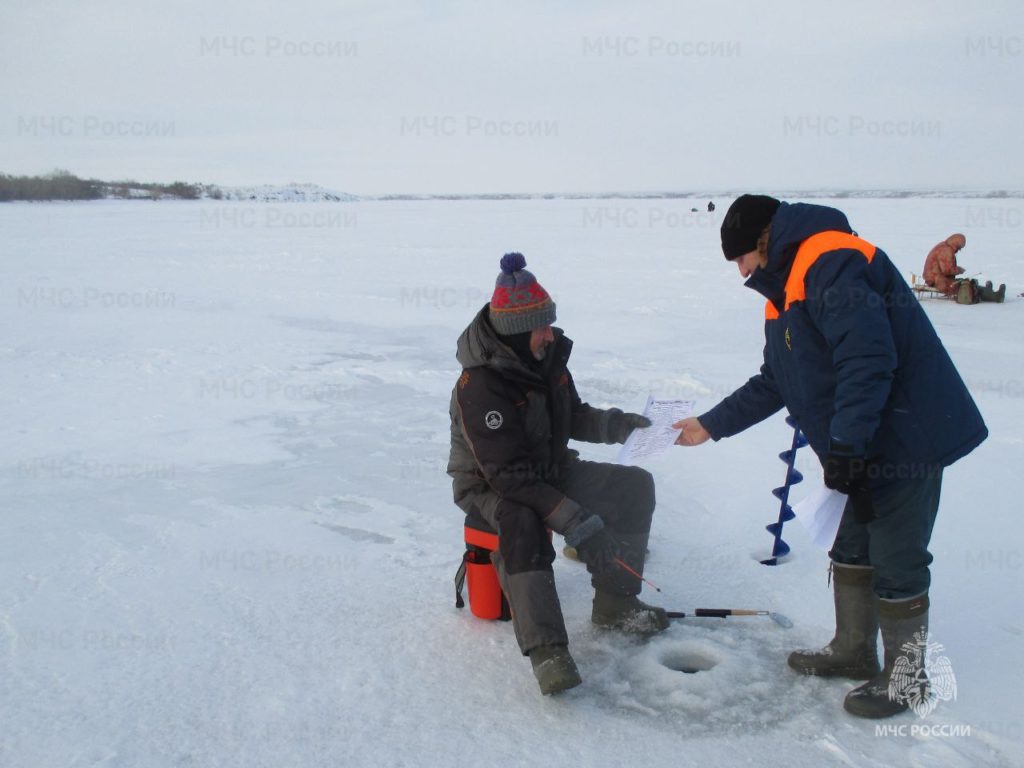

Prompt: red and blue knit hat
[{"left": 488, "top": 252, "right": 557, "bottom": 335}]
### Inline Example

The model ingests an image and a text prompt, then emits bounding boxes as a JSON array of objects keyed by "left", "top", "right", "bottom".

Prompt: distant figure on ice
[
  {"left": 922, "top": 233, "right": 967, "bottom": 295},
  {"left": 922, "top": 233, "right": 1005, "bottom": 303},
  {"left": 448, "top": 253, "right": 667, "bottom": 695},
  {"left": 708, "top": 201, "right": 715, "bottom": 212},
  {"left": 673, "top": 195, "right": 987, "bottom": 719}
]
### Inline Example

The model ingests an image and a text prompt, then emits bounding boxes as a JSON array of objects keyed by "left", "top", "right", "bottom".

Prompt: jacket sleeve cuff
[
  {"left": 828, "top": 437, "right": 865, "bottom": 456},
  {"left": 697, "top": 410, "right": 725, "bottom": 441}
]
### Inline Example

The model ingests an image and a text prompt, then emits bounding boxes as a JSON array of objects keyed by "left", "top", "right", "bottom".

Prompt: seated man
[
  {"left": 447, "top": 252, "right": 668, "bottom": 696},
  {"left": 923, "top": 233, "right": 967, "bottom": 295},
  {"left": 923, "top": 233, "right": 1005, "bottom": 303}
]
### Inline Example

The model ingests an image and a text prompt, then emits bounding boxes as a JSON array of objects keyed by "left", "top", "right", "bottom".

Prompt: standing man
[
  {"left": 674, "top": 196, "right": 987, "bottom": 718},
  {"left": 448, "top": 253, "right": 668, "bottom": 696}
]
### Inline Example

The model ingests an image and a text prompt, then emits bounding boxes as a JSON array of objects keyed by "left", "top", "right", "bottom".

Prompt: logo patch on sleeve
[{"left": 485, "top": 411, "right": 504, "bottom": 430}]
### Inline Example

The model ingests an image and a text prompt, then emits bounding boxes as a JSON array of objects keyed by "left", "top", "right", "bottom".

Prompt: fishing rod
[
  {"left": 666, "top": 608, "right": 793, "bottom": 628},
  {"left": 612, "top": 559, "right": 793, "bottom": 628}
]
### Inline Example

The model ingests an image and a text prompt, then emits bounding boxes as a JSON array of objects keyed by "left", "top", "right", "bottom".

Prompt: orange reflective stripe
[
  {"left": 765, "top": 301, "right": 779, "bottom": 320},
  {"left": 784, "top": 231, "right": 877, "bottom": 310}
]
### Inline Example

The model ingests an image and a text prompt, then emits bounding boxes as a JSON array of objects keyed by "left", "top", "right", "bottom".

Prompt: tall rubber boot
[
  {"left": 788, "top": 562, "right": 880, "bottom": 679},
  {"left": 591, "top": 532, "right": 669, "bottom": 633},
  {"left": 492, "top": 552, "right": 570, "bottom": 654},
  {"left": 977, "top": 281, "right": 1006, "bottom": 303},
  {"left": 529, "top": 645, "right": 582, "bottom": 695},
  {"left": 845, "top": 593, "right": 929, "bottom": 718}
]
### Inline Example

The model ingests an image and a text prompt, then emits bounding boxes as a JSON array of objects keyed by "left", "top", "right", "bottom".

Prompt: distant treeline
[{"left": 0, "top": 171, "right": 209, "bottom": 201}]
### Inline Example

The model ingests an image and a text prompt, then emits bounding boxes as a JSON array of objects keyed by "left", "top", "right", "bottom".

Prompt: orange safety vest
[{"left": 764, "top": 232, "right": 878, "bottom": 320}]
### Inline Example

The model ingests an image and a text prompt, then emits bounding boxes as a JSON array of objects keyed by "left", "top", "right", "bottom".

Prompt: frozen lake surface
[{"left": 1, "top": 198, "right": 1021, "bottom": 767}]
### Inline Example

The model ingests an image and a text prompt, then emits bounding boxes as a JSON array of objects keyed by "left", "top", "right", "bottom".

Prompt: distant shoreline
[
  {"left": 367, "top": 190, "right": 1024, "bottom": 201},
  {"left": 3, "top": 172, "right": 1022, "bottom": 202}
]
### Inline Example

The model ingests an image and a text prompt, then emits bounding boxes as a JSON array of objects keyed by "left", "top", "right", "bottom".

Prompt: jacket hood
[
  {"left": 744, "top": 202, "right": 853, "bottom": 302},
  {"left": 456, "top": 304, "right": 566, "bottom": 381}
]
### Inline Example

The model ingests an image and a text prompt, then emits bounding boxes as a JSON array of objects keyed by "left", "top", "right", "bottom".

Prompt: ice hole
[{"left": 660, "top": 649, "right": 719, "bottom": 675}]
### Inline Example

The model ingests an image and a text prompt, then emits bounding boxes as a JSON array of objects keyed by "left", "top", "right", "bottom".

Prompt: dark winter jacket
[
  {"left": 700, "top": 202, "right": 987, "bottom": 486},
  {"left": 448, "top": 305, "right": 624, "bottom": 532}
]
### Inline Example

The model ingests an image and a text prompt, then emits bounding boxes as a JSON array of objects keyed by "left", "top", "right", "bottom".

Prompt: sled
[{"left": 910, "top": 273, "right": 953, "bottom": 300}]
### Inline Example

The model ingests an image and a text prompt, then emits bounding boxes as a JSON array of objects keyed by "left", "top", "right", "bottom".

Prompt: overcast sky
[{"left": 1, "top": 0, "right": 1021, "bottom": 194}]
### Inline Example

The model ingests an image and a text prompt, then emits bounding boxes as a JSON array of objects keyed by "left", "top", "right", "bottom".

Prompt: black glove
[
  {"left": 823, "top": 441, "right": 875, "bottom": 523},
  {"left": 564, "top": 515, "right": 618, "bottom": 574},
  {"left": 609, "top": 411, "right": 652, "bottom": 444},
  {"left": 823, "top": 453, "right": 867, "bottom": 495}
]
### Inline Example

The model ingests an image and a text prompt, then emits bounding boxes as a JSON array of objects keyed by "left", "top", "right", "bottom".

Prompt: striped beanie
[{"left": 488, "top": 252, "right": 557, "bottom": 335}]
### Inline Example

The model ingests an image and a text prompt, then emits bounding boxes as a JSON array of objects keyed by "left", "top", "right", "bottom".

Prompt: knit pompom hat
[{"left": 488, "top": 252, "right": 557, "bottom": 335}]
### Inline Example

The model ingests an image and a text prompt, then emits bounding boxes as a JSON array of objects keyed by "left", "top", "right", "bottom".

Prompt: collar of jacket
[
  {"left": 742, "top": 201, "right": 854, "bottom": 308},
  {"left": 457, "top": 303, "right": 572, "bottom": 386},
  {"left": 493, "top": 330, "right": 572, "bottom": 388}
]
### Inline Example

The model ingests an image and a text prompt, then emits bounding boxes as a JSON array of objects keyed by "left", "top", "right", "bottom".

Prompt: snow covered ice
[{"left": 1, "top": 198, "right": 1022, "bottom": 766}]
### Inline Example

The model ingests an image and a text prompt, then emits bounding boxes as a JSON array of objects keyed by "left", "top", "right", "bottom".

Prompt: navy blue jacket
[{"left": 700, "top": 203, "right": 987, "bottom": 486}]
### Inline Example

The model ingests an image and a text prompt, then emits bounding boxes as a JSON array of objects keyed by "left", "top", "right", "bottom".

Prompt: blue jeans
[{"left": 829, "top": 470, "right": 943, "bottom": 599}]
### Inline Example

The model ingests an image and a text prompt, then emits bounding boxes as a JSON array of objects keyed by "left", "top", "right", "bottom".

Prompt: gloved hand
[
  {"left": 823, "top": 441, "right": 875, "bottom": 523},
  {"left": 564, "top": 515, "right": 618, "bottom": 574},
  {"left": 823, "top": 452, "right": 868, "bottom": 495},
  {"left": 609, "top": 411, "right": 652, "bottom": 444}
]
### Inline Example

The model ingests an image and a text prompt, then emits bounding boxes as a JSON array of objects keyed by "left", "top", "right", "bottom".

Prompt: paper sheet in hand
[
  {"left": 792, "top": 486, "right": 847, "bottom": 549},
  {"left": 616, "top": 396, "right": 695, "bottom": 465}
]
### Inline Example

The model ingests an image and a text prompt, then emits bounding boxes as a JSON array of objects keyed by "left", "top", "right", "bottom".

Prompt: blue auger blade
[
  {"left": 760, "top": 539, "right": 792, "bottom": 565},
  {"left": 762, "top": 419, "right": 806, "bottom": 566},
  {"left": 771, "top": 539, "right": 791, "bottom": 558},
  {"left": 766, "top": 512, "right": 795, "bottom": 537}
]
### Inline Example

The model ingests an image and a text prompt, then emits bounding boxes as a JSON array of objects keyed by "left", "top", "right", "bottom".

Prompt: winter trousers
[
  {"left": 485, "top": 460, "right": 656, "bottom": 655},
  {"left": 829, "top": 470, "right": 943, "bottom": 599}
]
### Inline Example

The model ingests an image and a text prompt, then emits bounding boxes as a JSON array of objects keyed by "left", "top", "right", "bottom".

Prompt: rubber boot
[
  {"left": 592, "top": 591, "right": 670, "bottom": 633},
  {"left": 529, "top": 645, "right": 582, "bottom": 695},
  {"left": 591, "top": 532, "right": 669, "bottom": 633},
  {"left": 977, "top": 281, "right": 1006, "bottom": 303},
  {"left": 788, "top": 562, "right": 880, "bottom": 679},
  {"left": 844, "top": 593, "right": 929, "bottom": 718}
]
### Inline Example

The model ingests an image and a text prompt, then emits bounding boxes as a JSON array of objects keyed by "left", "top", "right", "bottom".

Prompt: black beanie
[{"left": 720, "top": 194, "right": 781, "bottom": 259}]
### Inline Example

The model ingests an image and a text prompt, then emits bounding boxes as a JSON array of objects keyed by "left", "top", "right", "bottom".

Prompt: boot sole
[
  {"left": 537, "top": 672, "right": 582, "bottom": 695},
  {"left": 787, "top": 649, "right": 880, "bottom": 680},
  {"left": 843, "top": 697, "right": 908, "bottom": 719},
  {"left": 540, "top": 678, "right": 582, "bottom": 695},
  {"left": 787, "top": 663, "right": 880, "bottom": 680},
  {"left": 592, "top": 615, "right": 670, "bottom": 634}
]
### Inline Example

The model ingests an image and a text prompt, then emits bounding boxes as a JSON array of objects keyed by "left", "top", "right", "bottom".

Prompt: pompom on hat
[{"left": 488, "top": 252, "right": 557, "bottom": 335}]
